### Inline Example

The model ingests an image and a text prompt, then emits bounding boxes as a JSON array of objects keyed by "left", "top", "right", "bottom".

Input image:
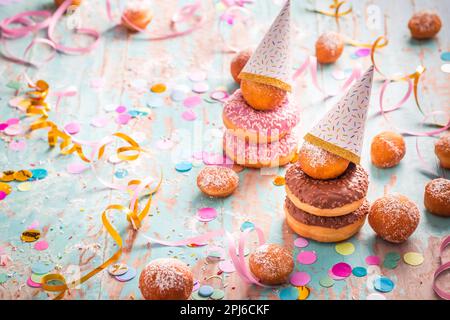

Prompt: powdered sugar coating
[
  {"left": 300, "top": 141, "right": 344, "bottom": 168},
  {"left": 249, "top": 244, "right": 294, "bottom": 285},
  {"left": 369, "top": 194, "right": 420, "bottom": 243},
  {"left": 139, "top": 258, "right": 193, "bottom": 300},
  {"left": 223, "top": 89, "right": 299, "bottom": 136},
  {"left": 197, "top": 166, "right": 239, "bottom": 197},
  {"left": 316, "top": 32, "right": 343, "bottom": 56},
  {"left": 408, "top": 10, "right": 442, "bottom": 38},
  {"left": 424, "top": 178, "right": 450, "bottom": 217}
]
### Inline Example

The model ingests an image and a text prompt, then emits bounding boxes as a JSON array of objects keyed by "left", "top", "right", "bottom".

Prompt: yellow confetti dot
[
  {"left": 151, "top": 83, "right": 167, "bottom": 93},
  {"left": 273, "top": 176, "right": 286, "bottom": 186},
  {"left": 14, "top": 170, "right": 33, "bottom": 181},
  {"left": 403, "top": 252, "right": 424, "bottom": 266},
  {"left": 297, "top": 286, "right": 310, "bottom": 300},
  {"left": 0, "top": 182, "right": 12, "bottom": 195},
  {"left": 0, "top": 170, "right": 15, "bottom": 182},
  {"left": 335, "top": 242, "right": 355, "bottom": 256},
  {"left": 21, "top": 229, "right": 41, "bottom": 242},
  {"left": 18, "top": 182, "right": 32, "bottom": 192}
]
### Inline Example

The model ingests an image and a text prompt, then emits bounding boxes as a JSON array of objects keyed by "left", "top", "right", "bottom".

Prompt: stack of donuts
[
  {"left": 224, "top": 52, "right": 300, "bottom": 168},
  {"left": 284, "top": 142, "right": 370, "bottom": 243}
]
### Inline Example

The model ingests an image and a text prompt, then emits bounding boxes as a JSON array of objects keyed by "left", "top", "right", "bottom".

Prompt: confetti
[
  {"left": 114, "top": 169, "right": 128, "bottom": 179},
  {"left": 116, "top": 105, "right": 127, "bottom": 113},
  {"left": 240, "top": 221, "right": 254, "bottom": 231},
  {"left": 117, "top": 113, "right": 132, "bottom": 125},
  {"left": 191, "top": 291, "right": 209, "bottom": 300},
  {"left": 91, "top": 116, "right": 109, "bottom": 128},
  {"left": 64, "top": 122, "right": 81, "bottom": 134},
  {"left": 31, "top": 262, "right": 54, "bottom": 275},
  {"left": 9, "top": 140, "right": 26, "bottom": 151},
  {"left": 0, "top": 123, "right": 8, "bottom": 131},
  {"left": 192, "top": 82, "right": 210, "bottom": 94},
  {"left": 279, "top": 286, "right": 298, "bottom": 300},
  {"left": 366, "top": 292, "right": 386, "bottom": 300},
  {"left": 175, "top": 161, "right": 193, "bottom": 172},
  {"left": 14, "top": 170, "right": 32, "bottom": 181},
  {"left": 441, "top": 64, "right": 450, "bottom": 73},
  {"left": 383, "top": 259, "right": 398, "bottom": 270},
  {"left": 335, "top": 242, "right": 355, "bottom": 256},
  {"left": 297, "top": 286, "right": 310, "bottom": 300},
  {"left": 198, "top": 285, "right": 214, "bottom": 297},
  {"left": 328, "top": 268, "right": 346, "bottom": 280},
  {"left": 352, "top": 266, "right": 367, "bottom": 277},
  {"left": 297, "top": 251, "right": 317, "bottom": 265},
  {"left": 290, "top": 272, "right": 311, "bottom": 286},
  {"left": 189, "top": 71, "right": 207, "bottom": 82},
  {"left": 365, "top": 255, "right": 381, "bottom": 266},
  {"left": 21, "top": 229, "right": 41, "bottom": 242},
  {"left": 115, "top": 267, "right": 137, "bottom": 282},
  {"left": 441, "top": 52, "right": 450, "bottom": 61},
  {"left": 218, "top": 259, "right": 235, "bottom": 273},
  {"left": 385, "top": 252, "right": 401, "bottom": 261},
  {"left": 319, "top": 276, "right": 334, "bottom": 288},
  {"left": 210, "top": 289, "right": 225, "bottom": 300},
  {"left": 293, "top": 237, "right": 309, "bottom": 248},
  {"left": 171, "top": 85, "right": 189, "bottom": 101},
  {"left": 151, "top": 83, "right": 167, "bottom": 93},
  {"left": 6, "top": 118, "right": 19, "bottom": 125},
  {"left": 210, "top": 90, "right": 228, "bottom": 101},
  {"left": 67, "top": 162, "right": 89, "bottom": 174},
  {"left": 331, "top": 262, "right": 352, "bottom": 278},
  {"left": 34, "top": 240, "right": 49, "bottom": 251},
  {"left": 403, "top": 252, "right": 424, "bottom": 266},
  {"left": 183, "top": 96, "right": 202, "bottom": 108},
  {"left": 108, "top": 263, "right": 129, "bottom": 276},
  {"left": 30, "top": 273, "right": 45, "bottom": 284},
  {"left": 0, "top": 273, "right": 7, "bottom": 284},
  {"left": 181, "top": 110, "right": 197, "bottom": 121},
  {"left": 355, "top": 48, "right": 371, "bottom": 57},
  {"left": 4, "top": 124, "right": 23, "bottom": 136},
  {"left": 0, "top": 191, "right": 7, "bottom": 201},
  {"left": 27, "top": 277, "right": 42, "bottom": 288},
  {"left": 273, "top": 176, "right": 285, "bottom": 186},
  {"left": 373, "top": 276, "right": 394, "bottom": 293},
  {"left": 128, "top": 110, "right": 148, "bottom": 118},
  {"left": 155, "top": 139, "right": 174, "bottom": 150},
  {"left": 18, "top": 182, "right": 32, "bottom": 191},
  {"left": 29, "top": 169, "right": 48, "bottom": 181},
  {"left": 0, "top": 182, "right": 11, "bottom": 195},
  {"left": 147, "top": 95, "right": 165, "bottom": 108},
  {"left": 197, "top": 207, "right": 218, "bottom": 222}
]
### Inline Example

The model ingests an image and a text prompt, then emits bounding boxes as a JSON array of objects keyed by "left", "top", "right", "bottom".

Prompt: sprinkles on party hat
[
  {"left": 238, "top": 0, "right": 292, "bottom": 92},
  {"left": 304, "top": 65, "right": 375, "bottom": 164}
]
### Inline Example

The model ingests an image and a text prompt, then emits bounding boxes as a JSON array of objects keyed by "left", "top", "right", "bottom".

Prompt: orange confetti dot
[
  {"left": 151, "top": 83, "right": 167, "bottom": 93},
  {"left": 273, "top": 176, "right": 285, "bottom": 186}
]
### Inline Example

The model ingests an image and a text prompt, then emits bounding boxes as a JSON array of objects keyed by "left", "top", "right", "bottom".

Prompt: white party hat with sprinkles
[
  {"left": 238, "top": 0, "right": 292, "bottom": 92},
  {"left": 304, "top": 65, "right": 375, "bottom": 164}
]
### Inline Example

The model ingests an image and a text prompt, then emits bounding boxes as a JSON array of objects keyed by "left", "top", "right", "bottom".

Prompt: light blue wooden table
[{"left": 0, "top": 0, "right": 449, "bottom": 300}]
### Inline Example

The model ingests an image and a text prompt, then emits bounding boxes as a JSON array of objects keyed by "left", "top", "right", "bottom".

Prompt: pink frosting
[
  {"left": 223, "top": 89, "right": 300, "bottom": 136},
  {"left": 223, "top": 130, "right": 298, "bottom": 164}
]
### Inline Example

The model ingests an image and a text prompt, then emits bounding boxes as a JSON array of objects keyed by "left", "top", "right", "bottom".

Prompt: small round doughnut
[
  {"left": 54, "top": 0, "right": 82, "bottom": 7},
  {"left": 371, "top": 131, "right": 406, "bottom": 168},
  {"left": 249, "top": 244, "right": 294, "bottom": 285},
  {"left": 298, "top": 142, "right": 350, "bottom": 180},
  {"left": 222, "top": 89, "right": 299, "bottom": 143},
  {"left": 315, "top": 32, "right": 344, "bottom": 64},
  {"left": 285, "top": 197, "right": 369, "bottom": 243},
  {"left": 435, "top": 135, "right": 450, "bottom": 169},
  {"left": 285, "top": 162, "right": 369, "bottom": 217},
  {"left": 408, "top": 10, "right": 442, "bottom": 40},
  {"left": 241, "top": 80, "right": 287, "bottom": 111},
  {"left": 368, "top": 194, "right": 420, "bottom": 243},
  {"left": 139, "top": 258, "right": 193, "bottom": 300},
  {"left": 424, "top": 178, "right": 450, "bottom": 217},
  {"left": 230, "top": 49, "right": 252, "bottom": 85},
  {"left": 197, "top": 165, "right": 239, "bottom": 198},
  {"left": 223, "top": 130, "right": 298, "bottom": 168},
  {"left": 121, "top": 4, "right": 153, "bottom": 32}
]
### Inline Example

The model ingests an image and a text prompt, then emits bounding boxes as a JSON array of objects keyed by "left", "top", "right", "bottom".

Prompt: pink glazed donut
[
  {"left": 223, "top": 89, "right": 300, "bottom": 143},
  {"left": 223, "top": 130, "right": 298, "bottom": 168}
]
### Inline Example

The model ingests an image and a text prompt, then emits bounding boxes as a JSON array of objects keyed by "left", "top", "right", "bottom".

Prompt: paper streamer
[
  {"left": 307, "top": 0, "right": 352, "bottom": 27},
  {"left": 218, "top": 5, "right": 254, "bottom": 53},
  {"left": 433, "top": 236, "right": 450, "bottom": 300}
]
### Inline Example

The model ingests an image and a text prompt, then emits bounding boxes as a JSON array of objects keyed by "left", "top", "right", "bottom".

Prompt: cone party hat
[
  {"left": 238, "top": 0, "right": 292, "bottom": 92},
  {"left": 303, "top": 65, "right": 375, "bottom": 164}
]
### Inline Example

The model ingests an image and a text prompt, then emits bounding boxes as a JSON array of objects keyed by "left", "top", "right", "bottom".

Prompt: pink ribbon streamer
[{"left": 433, "top": 235, "right": 450, "bottom": 300}]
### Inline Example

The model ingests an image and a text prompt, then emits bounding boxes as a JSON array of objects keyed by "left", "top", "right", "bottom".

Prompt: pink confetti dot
[
  {"left": 197, "top": 207, "right": 218, "bottom": 222},
  {"left": 355, "top": 48, "right": 371, "bottom": 57},
  {"left": 365, "top": 255, "right": 381, "bottom": 266},
  {"left": 26, "top": 277, "right": 41, "bottom": 288},
  {"left": 0, "top": 191, "right": 7, "bottom": 201},
  {"left": 34, "top": 240, "right": 49, "bottom": 251},
  {"left": 328, "top": 268, "right": 346, "bottom": 280},
  {"left": 115, "top": 105, "right": 127, "bottom": 113},
  {"left": 297, "top": 251, "right": 317, "bottom": 265},
  {"left": 210, "top": 90, "right": 228, "bottom": 101},
  {"left": 331, "top": 262, "right": 352, "bottom": 278},
  {"left": 117, "top": 113, "right": 132, "bottom": 125},
  {"left": 290, "top": 272, "right": 311, "bottom": 286},
  {"left": 4, "top": 124, "right": 23, "bottom": 136},
  {"left": 6, "top": 118, "right": 19, "bottom": 125},
  {"left": 188, "top": 71, "right": 207, "bottom": 82},
  {"left": 182, "top": 110, "right": 197, "bottom": 121},
  {"left": 90, "top": 116, "right": 109, "bottom": 128},
  {"left": 67, "top": 162, "right": 89, "bottom": 174},
  {"left": 0, "top": 123, "right": 8, "bottom": 131},
  {"left": 183, "top": 96, "right": 202, "bottom": 108},
  {"left": 218, "top": 259, "right": 235, "bottom": 273},
  {"left": 192, "top": 82, "right": 210, "bottom": 94},
  {"left": 64, "top": 122, "right": 81, "bottom": 135},
  {"left": 294, "top": 237, "right": 309, "bottom": 248},
  {"left": 9, "top": 140, "right": 26, "bottom": 151}
]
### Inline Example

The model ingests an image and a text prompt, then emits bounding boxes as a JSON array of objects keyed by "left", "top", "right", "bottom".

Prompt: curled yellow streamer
[
  {"left": 309, "top": 0, "right": 352, "bottom": 23},
  {"left": 18, "top": 81, "right": 163, "bottom": 299}
]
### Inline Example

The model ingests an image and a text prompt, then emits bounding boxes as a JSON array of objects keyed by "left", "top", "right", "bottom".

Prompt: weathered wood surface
[{"left": 0, "top": 0, "right": 448, "bottom": 300}]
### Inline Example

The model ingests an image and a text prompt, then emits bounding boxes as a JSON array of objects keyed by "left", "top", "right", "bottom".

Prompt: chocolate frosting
[
  {"left": 285, "top": 162, "right": 369, "bottom": 209},
  {"left": 285, "top": 197, "right": 369, "bottom": 229}
]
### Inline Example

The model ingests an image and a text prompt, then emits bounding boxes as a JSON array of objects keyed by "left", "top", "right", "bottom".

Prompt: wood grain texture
[{"left": 0, "top": 0, "right": 448, "bottom": 300}]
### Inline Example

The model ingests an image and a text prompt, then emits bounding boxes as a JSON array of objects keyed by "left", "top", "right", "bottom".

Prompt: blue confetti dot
[
  {"left": 198, "top": 285, "right": 214, "bottom": 297},
  {"left": 147, "top": 96, "right": 165, "bottom": 108},
  {"left": 373, "top": 276, "right": 394, "bottom": 293},
  {"left": 128, "top": 110, "right": 148, "bottom": 118},
  {"left": 32, "top": 262, "right": 54, "bottom": 275},
  {"left": 441, "top": 52, "right": 450, "bottom": 62},
  {"left": 114, "top": 169, "right": 128, "bottom": 179},
  {"left": 171, "top": 89, "right": 186, "bottom": 102},
  {"left": 240, "top": 221, "right": 255, "bottom": 232},
  {"left": 115, "top": 267, "right": 136, "bottom": 282},
  {"left": 28, "top": 169, "right": 48, "bottom": 181},
  {"left": 352, "top": 266, "right": 367, "bottom": 277},
  {"left": 279, "top": 287, "right": 298, "bottom": 300},
  {"left": 175, "top": 161, "right": 193, "bottom": 172}
]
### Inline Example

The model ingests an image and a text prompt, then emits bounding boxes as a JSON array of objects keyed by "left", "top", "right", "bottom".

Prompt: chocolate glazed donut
[{"left": 285, "top": 162, "right": 369, "bottom": 217}]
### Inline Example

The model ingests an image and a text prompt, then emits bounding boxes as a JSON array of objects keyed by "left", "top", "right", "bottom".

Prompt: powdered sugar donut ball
[
  {"left": 371, "top": 131, "right": 406, "bottom": 168},
  {"left": 197, "top": 166, "right": 239, "bottom": 197},
  {"left": 249, "top": 244, "right": 294, "bottom": 285},
  {"left": 408, "top": 10, "right": 442, "bottom": 40},
  {"left": 121, "top": 0, "right": 153, "bottom": 32},
  {"left": 315, "top": 32, "right": 344, "bottom": 64},
  {"left": 139, "top": 258, "right": 193, "bottom": 300}
]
